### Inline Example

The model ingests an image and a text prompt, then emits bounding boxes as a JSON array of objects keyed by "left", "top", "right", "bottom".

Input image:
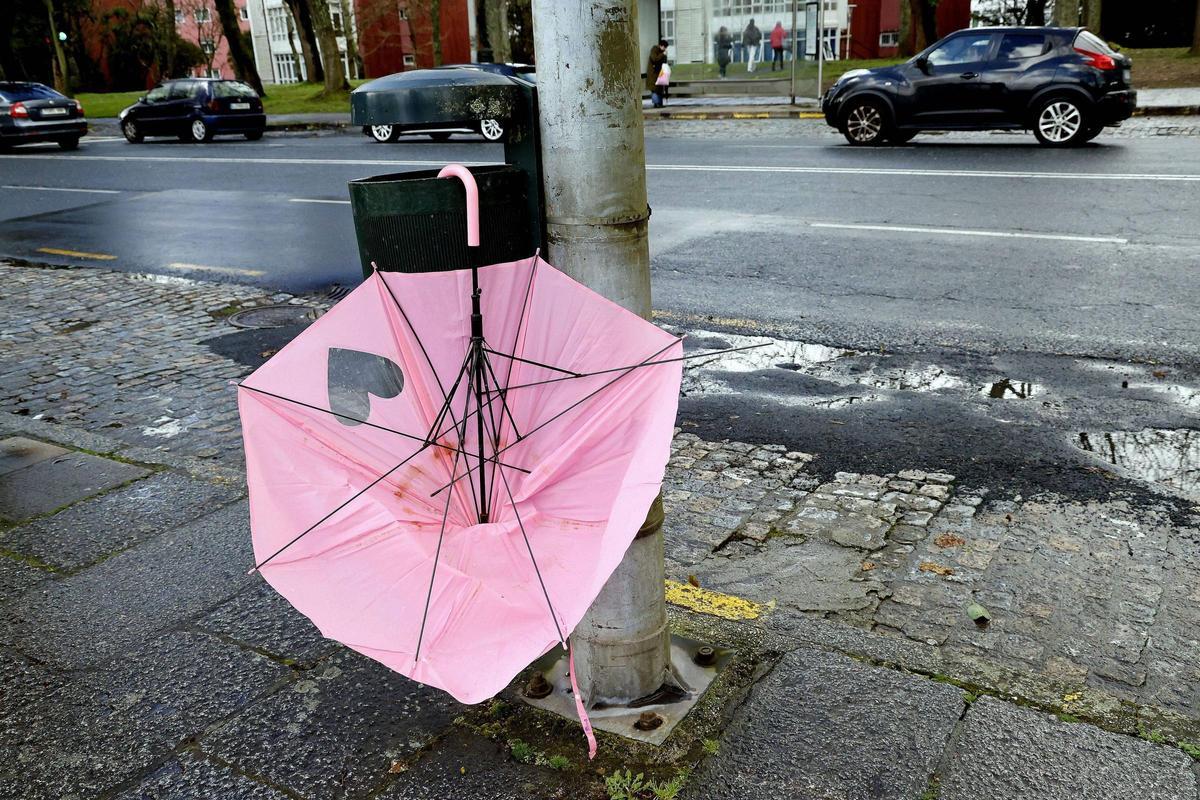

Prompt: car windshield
[
  {"left": 213, "top": 81, "right": 257, "bottom": 98},
  {"left": 926, "top": 34, "right": 994, "bottom": 66},
  {"left": 1074, "top": 30, "right": 1115, "bottom": 54},
  {"left": 0, "top": 84, "right": 62, "bottom": 102}
]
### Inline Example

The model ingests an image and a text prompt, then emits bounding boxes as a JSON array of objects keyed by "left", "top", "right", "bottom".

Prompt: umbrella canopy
[{"left": 237, "top": 252, "right": 683, "bottom": 705}]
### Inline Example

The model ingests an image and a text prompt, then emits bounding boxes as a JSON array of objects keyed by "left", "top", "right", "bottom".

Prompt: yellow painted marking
[
  {"left": 665, "top": 579, "right": 767, "bottom": 620},
  {"left": 797, "top": 111, "right": 824, "bottom": 119},
  {"left": 165, "top": 262, "right": 265, "bottom": 277},
  {"left": 36, "top": 247, "right": 116, "bottom": 261}
]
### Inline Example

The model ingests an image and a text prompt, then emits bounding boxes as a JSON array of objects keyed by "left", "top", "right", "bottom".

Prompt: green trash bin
[{"left": 348, "top": 164, "right": 532, "bottom": 277}]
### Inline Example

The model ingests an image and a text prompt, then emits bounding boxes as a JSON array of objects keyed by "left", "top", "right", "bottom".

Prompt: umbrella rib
[
  {"left": 429, "top": 337, "right": 680, "bottom": 500},
  {"left": 482, "top": 347, "right": 580, "bottom": 377},
  {"left": 503, "top": 254, "right": 540, "bottom": 394},
  {"left": 480, "top": 338, "right": 523, "bottom": 442},
  {"left": 477, "top": 348, "right": 509, "bottom": 520},
  {"left": 413, "top": 372, "right": 474, "bottom": 664},
  {"left": 483, "top": 342, "right": 770, "bottom": 394},
  {"left": 237, "top": 383, "right": 529, "bottom": 475},
  {"left": 485, "top": 392, "right": 566, "bottom": 648}
]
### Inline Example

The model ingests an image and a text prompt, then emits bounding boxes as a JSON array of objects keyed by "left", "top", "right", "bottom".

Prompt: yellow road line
[
  {"left": 166, "top": 262, "right": 266, "bottom": 277},
  {"left": 36, "top": 247, "right": 116, "bottom": 260},
  {"left": 665, "top": 579, "right": 768, "bottom": 620}
]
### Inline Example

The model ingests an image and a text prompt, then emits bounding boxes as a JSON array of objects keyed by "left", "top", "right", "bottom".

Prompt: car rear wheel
[
  {"left": 185, "top": 118, "right": 213, "bottom": 143},
  {"left": 121, "top": 119, "right": 143, "bottom": 144},
  {"left": 1080, "top": 122, "right": 1105, "bottom": 143},
  {"left": 840, "top": 99, "right": 890, "bottom": 146},
  {"left": 478, "top": 119, "right": 505, "bottom": 142},
  {"left": 57, "top": 136, "right": 80, "bottom": 151},
  {"left": 370, "top": 124, "right": 401, "bottom": 143},
  {"left": 244, "top": 130, "right": 264, "bottom": 141},
  {"left": 1033, "top": 98, "right": 1090, "bottom": 147}
]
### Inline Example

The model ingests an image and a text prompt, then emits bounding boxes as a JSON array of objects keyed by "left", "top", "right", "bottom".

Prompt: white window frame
[{"left": 194, "top": 7, "right": 211, "bottom": 23}]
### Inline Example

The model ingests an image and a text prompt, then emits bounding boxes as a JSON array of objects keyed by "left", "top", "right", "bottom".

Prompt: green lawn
[{"left": 77, "top": 79, "right": 369, "bottom": 119}]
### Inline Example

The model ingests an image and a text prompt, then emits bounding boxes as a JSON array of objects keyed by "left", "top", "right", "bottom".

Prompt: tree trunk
[
  {"left": 1081, "top": 0, "right": 1101, "bottom": 32},
  {"left": 901, "top": 0, "right": 934, "bottom": 55},
  {"left": 43, "top": 0, "right": 70, "bottom": 93},
  {"left": 305, "top": 0, "right": 348, "bottom": 92},
  {"left": 164, "top": 0, "right": 177, "bottom": 77},
  {"left": 431, "top": 0, "right": 442, "bottom": 66},
  {"left": 215, "top": 0, "right": 266, "bottom": 93},
  {"left": 1054, "top": 0, "right": 1079, "bottom": 26},
  {"left": 898, "top": 0, "right": 914, "bottom": 56},
  {"left": 1026, "top": 0, "right": 1048, "bottom": 26},
  {"left": 1192, "top": 0, "right": 1200, "bottom": 56},
  {"left": 285, "top": 9, "right": 304, "bottom": 79},
  {"left": 285, "top": 0, "right": 323, "bottom": 82},
  {"left": 484, "top": 0, "right": 510, "bottom": 62},
  {"left": 337, "top": 0, "right": 362, "bottom": 79}
]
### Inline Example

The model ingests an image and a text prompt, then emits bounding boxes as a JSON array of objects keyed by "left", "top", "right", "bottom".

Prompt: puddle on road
[
  {"left": 981, "top": 379, "right": 1040, "bottom": 399},
  {"left": 678, "top": 329, "right": 965, "bottom": 406},
  {"left": 1077, "top": 428, "right": 1200, "bottom": 502}
]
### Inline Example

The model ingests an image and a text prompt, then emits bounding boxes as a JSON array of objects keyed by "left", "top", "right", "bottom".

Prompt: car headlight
[{"left": 118, "top": 108, "right": 129, "bottom": 120}]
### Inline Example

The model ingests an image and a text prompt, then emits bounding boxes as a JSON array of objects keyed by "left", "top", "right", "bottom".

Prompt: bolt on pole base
[{"left": 519, "top": 635, "right": 732, "bottom": 745}]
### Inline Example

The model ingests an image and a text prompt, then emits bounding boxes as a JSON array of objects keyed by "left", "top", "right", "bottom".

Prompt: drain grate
[{"left": 227, "top": 305, "right": 319, "bottom": 329}]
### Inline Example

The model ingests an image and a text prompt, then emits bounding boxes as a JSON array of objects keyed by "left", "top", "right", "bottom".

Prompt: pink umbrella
[{"left": 236, "top": 165, "right": 691, "bottom": 755}]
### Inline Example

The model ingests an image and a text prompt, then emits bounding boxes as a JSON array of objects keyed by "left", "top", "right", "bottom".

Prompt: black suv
[
  {"left": 118, "top": 78, "right": 266, "bottom": 143},
  {"left": 822, "top": 27, "right": 1135, "bottom": 147}
]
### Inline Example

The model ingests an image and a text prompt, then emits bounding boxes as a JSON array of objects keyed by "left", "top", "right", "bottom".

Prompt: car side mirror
[
  {"left": 138, "top": 96, "right": 147, "bottom": 103},
  {"left": 915, "top": 56, "right": 930, "bottom": 73}
]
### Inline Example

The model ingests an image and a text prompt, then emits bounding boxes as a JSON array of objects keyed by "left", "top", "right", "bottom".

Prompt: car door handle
[{"left": 960, "top": 72, "right": 979, "bottom": 80}]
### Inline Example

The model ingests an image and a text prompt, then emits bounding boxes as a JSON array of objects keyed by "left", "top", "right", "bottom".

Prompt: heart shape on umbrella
[{"left": 327, "top": 348, "right": 405, "bottom": 425}]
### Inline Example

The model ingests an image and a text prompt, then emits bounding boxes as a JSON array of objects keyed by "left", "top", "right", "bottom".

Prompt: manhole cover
[{"left": 228, "top": 305, "right": 319, "bottom": 329}]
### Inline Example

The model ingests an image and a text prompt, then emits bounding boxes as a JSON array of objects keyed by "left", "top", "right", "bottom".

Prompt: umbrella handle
[{"left": 437, "top": 164, "right": 480, "bottom": 249}]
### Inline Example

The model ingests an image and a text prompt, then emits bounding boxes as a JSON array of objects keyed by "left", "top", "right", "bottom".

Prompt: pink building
[{"left": 173, "top": 0, "right": 252, "bottom": 79}]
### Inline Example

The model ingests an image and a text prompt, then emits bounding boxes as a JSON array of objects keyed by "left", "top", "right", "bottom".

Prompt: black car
[
  {"left": 0, "top": 82, "right": 87, "bottom": 150},
  {"left": 822, "top": 27, "right": 1136, "bottom": 147},
  {"left": 118, "top": 79, "right": 266, "bottom": 143},
  {"left": 362, "top": 64, "right": 535, "bottom": 143}
]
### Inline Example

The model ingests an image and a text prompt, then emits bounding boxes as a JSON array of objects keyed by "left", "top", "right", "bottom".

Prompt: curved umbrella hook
[{"left": 437, "top": 164, "right": 480, "bottom": 248}]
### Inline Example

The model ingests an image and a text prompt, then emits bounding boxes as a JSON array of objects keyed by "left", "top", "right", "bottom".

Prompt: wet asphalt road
[{"left": 1, "top": 122, "right": 1198, "bottom": 506}]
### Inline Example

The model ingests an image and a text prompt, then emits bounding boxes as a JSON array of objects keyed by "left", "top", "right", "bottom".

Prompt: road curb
[{"left": 1132, "top": 104, "right": 1200, "bottom": 117}]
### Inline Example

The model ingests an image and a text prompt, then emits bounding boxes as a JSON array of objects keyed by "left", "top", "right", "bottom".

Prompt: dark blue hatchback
[{"left": 118, "top": 78, "right": 266, "bottom": 143}]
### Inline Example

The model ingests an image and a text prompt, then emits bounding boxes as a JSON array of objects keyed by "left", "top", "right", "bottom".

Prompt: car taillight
[
  {"left": 1075, "top": 47, "right": 1116, "bottom": 70},
  {"left": 74, "top": 99, "right": 84, "bottom": 116},
  {"left": 11, "top": 102, "right": 28, "bottom": 119}
]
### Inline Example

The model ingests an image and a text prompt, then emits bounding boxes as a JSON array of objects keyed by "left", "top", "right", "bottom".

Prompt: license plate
[
  {"left": 231, "top": 102, "right": 250, "bottom": 110},
  {"left": 41, "top": 107, "right": 67, "bottom": 116},
  {"left": 1122, "top": 68, "right": 1131, "bottom": 83}
]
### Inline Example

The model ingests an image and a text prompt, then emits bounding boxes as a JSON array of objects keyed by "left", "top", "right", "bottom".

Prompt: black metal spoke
[{"left": 482, "top": 347, "right": 580, "bottom": 377}]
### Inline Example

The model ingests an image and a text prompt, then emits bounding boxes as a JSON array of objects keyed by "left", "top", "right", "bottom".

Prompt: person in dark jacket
[
  {"left": 742, "top": 19, "right": 762, "bottom": 72},
  {"left": 646, "top": 39, "right": 668, "bottom": 108},
  {"left": 716, "top": 27, "right": 733, "bottom": 78}
]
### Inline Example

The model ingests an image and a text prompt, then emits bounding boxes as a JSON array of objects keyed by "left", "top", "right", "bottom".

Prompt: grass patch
[
  {"left": 76, "top": 80, "right": 368, "bottom": 119},
  {"left": 1179, "top": 741, "right": 1200, "bottom": 761},
  {"left": 1118, "top": 47, "right": 1200, "bottom": 89},
  {"left": 604, "top": 768, "right": 689, "bottom": 800}
]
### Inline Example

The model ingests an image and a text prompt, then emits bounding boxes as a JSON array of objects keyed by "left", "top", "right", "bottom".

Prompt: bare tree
[
  {"left": 284, "top": 8, "right": 304, "bottom": 79},
  {"left": 178, "top": 0, "right": 225, "bottom": 75},
  {"left": 304, "top": 0, "right": 347, "bottom": 92},
  {"left": 43, "top": 0, "right": 71, "bottom": 92},
  {"left": 973, "top": 0, "right": 1051, "bottom": 26},
  {"left": 337, "top": 0, "right": 362, "bottom": 78},
  {"left": 163, "top": 0, "right": 177, "bottom": 76},
  {"left": 213, "top": 0, "right": 265, "bottom": 92},
  {"left": 1081, "top": 0, "right": 1101, "bottom": 31},
  {"left": 284, "top": 0, "right": 323, "bottom": 81},
  {"left": 1054, "top": 0, "right": 1079, "bottom": 26},
  {"left": 899, "top": 0, "right": 937, "bottom": 56}
]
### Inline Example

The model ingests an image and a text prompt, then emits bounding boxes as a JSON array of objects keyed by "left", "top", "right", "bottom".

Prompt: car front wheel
[
  {"left": 478, "top": 119, "right": 505, "bottom": 142},
  {"left": 185, "top": 118, "right": 213, "bottom": 143},
  {"left": 370, "top": 124, "right": 401, "bottom": 143},
  {"left": 840, "top": 99, "right": 890, "bottom": 146},
  {"left": 1033, "top": 98, "right": 1090, "bottom": 147},
  {"left": 121, "top": 119, "right": 143, "bottom": 143}
]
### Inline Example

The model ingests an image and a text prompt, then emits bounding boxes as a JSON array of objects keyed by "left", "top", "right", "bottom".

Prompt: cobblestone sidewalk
[{"left": 3, "top": 260, "right": 1200, "bottom": 798}]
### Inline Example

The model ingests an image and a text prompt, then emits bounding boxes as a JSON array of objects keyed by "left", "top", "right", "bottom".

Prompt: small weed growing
[
  {"left": 702, "top": 738, "right": 720, "bottom": 756},
  {"left": 508, "top": 738, "right": 535, "bottom": 764},
  {"left": 605, "top": 769, "right": 691, "bottom": 800},
  {"left": 546, "top": 754, "right": 571, "bottom": 771},
  {"left": 1178, "top": 741, "right": 1200, "bottom": 761}
]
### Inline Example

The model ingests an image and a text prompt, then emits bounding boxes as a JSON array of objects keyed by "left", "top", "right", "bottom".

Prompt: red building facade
[
  {"left": 848, "top": 0, "right": 970, "bottom": 60},
  {"left": 355, "top": 0, "right": 473, "bottom": 79}
]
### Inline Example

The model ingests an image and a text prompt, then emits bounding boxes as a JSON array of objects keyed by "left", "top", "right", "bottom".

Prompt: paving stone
[
  {"left": 0, "top": 556, "right": 53, "bottom": 604},
  {"left": 0, "top": 436, "right": 68, "bottom": 476},
  {"left": 113, "top": 751, "right": 293, "bottom": 800},
  {"left": 686, "top": 648, "right": 964, "bottom": 800},
  {"left": 0, "top": 450, "right": 149, "bottom": 523},
  {"left": 196, "top": 581, "right": 338, "bottom": 667},
  {"left": 828, "top": 514, "right": 891, "bottom": 550},
  {"left": 0, "top": 501, "right": 255, "bottom": 668},
  {"left": 941, "top": 697, "right": 1198, "bottom": 800},
  {"left": 379, "top": 731, "right": 584, "bottom": 800},
  {"left": 203, "top": 650, "right": 462, "bottom": 799},
  {"left": 0, "top": 630, "right": 287, "bottom": 800},
  {"left": 1, "top": 470, "right": 244, "bottom": 572}
]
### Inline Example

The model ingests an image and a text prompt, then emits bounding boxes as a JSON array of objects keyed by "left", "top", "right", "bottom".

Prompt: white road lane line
[
  {"left": 5, "top": 152, "right": 1200, "bottom": 183},
  {"left": 289, "top": 198, "right": 351, "bottom": 205},
  {"left": 1, "top": 184, "right": 120, "bottom": 194},
  {"left": 165, "top": 262, "right": 266, "bottom": 277},
  {"left": 810, "top": 222, "right": 1129, "bottom": 244}
]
